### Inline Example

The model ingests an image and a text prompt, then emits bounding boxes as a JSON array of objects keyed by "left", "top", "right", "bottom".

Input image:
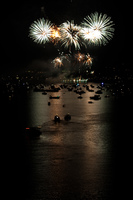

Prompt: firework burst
[
  {"left": 51, "top": 25, "right": 61, "bottom": 43},
  {"left": 75, "top": 52, "right": 85, "bottom": 63},
  {"left": 59, "top": 21, "right": 82, "bottom": 51},
  {"left": 29, "top": 18, "right": 53, "bottom": 44},
  {"left": 74, "top": 52, "right": 92, "bottom": 66},
  {"left": 81, "top": 12, "right": 115, "bottom": 45},
  {"left": 84, "top": 53, "right": 92, "bottom": 66},
  {"left": 52, "top": 57, "right": 63, "bottom": 68}
]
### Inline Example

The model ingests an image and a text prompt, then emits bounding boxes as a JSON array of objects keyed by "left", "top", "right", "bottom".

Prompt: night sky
[{"left": 2, "top": 0, "right": 131, "bottom": 72}]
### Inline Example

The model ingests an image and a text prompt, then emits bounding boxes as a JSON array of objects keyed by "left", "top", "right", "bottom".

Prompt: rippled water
[{"left": 2, "top": 83, "right": 132, "bottom": 199}]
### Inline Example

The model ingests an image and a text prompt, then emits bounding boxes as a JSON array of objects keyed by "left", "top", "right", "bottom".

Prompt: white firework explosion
[
  {"left": 81, "top": 12, "right": 115, "bottom": 45},
  {"left": 29, "top": 18, "right": 53, "bottom": 44},
  {"left": 52, "top": 57, "right": 63, "bottom": 68},
  {"left": 59, "top": 21, "right": 82, "bottom": 51}
]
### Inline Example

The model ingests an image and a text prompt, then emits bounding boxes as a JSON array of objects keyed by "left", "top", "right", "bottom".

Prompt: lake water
[{"left": 2, "top": 83, "right": 132, "bottom": 199}]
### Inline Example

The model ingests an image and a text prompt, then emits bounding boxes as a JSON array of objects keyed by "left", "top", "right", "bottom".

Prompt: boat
[
  {"left": 90, "top": 94, "right": 101, "bottom": 100},
  {"left": 42, "top": 92, "right": 47, "bottom": 95},
  {"left": 25, "top": 126, "right": 41, "bottom": 138},
  {"left": 54, "top": 115, "right": 60, "bottom": 123},
  {"left": 105, "top": 95, "right": 110, "bottom": 98},
  {"left": 88, "top": 101, "right": 93, "bottom": 104},
  {"left": 64, "top": 113, "right": 71, "bottom": 121},
  {"left": 43, "top": 88, "right": 60, "bottom": 92},
  {"left": 88, "top": 89, "right": 94, "bottom": 92},
  {"left": 77, "top": 95, "right": 83, "bottom": 99},
  {"left": 75, "top": 89, "right": 85, "bottom": 95},
  {"left": 90, "top": 84, "right": 94, "bottom": 88},
  {"left": 49, "top": 95, "right": 60, "bottom": 99},
  {"left": 95, "top": 90, "right": 103, "bottom": 94},
  {"left": 48, "top": 101, "right": 51, "bottom": 105},
  {"left": 67, "top": 87, "right": 73, "bottom": 91}
]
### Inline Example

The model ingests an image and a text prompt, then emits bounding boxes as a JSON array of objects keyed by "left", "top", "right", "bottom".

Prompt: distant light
[{"left": 90, "top": 71, "right": 94, "bottom": 74}]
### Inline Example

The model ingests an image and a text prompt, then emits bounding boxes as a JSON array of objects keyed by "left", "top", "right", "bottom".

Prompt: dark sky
[{"left": 2, "top": 0, "right": 131, "bottom": 72}]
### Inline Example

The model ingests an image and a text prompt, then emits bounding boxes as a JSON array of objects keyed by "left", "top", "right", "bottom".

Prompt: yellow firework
[{"left": 51, "top": 25, "right": 61, "bottom": 43}]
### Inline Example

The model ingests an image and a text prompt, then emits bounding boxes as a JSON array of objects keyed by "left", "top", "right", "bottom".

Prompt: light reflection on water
[
  {"left": 26, "top": 83, "right": 114, "bottom": 126},
  {"left": 21, "top": 83, "right": 116, "bottom": 199}
]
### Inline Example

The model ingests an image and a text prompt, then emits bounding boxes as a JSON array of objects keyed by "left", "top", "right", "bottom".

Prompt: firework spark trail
[
  {"left": 81, "top": 12, "right": 115, "bottom": 45},
  {"left": 29, "top": 18, "right": 53, "bottom": 44}
]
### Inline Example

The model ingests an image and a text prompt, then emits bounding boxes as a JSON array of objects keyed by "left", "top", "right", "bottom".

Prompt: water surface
[{"left": 2, "top": 83, "right": 131, "bottom": 199}]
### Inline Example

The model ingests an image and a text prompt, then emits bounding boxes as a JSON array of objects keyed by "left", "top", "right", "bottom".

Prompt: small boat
[
  {"left": 48, "top": 101, "right": 51, "bottom": 106},
  {"left": 67, "top": 87, "right": 73, "bottom": 91},
  {"left": 88, "top": 89, "right": 94, "bottom": 92},
  {"left": 88, "top": 101, "right": 93, "bottom": 104},
  {"left": 42, "top": 92, "right": 47, "bottom": 95},
  {"left": 54, "top": 115, "right": 60, "bottom": 123},
  {"left": 95, "top": 90, "right": 103, "bottom": 94},
  {"left": 76, "top": 89, "right": 85, "bottom": 95},
  {"left": 49, "top": 95, "right": 60, "bottom": 99},
  {"left": 105, "top": 95, "right": 110, "bottom": 98},
  {"left": 77, "top": 95, "right": 83, "bottom": 99},
  {"left": 25, "top": 126, "right": 41, "bottom": 138},
  {"left": 90, "top": 84, "right": 94, "bottom": 88},
  {"left": 64, "top": 113, "right": 71, "bottom": 121},
  {"left": 90, "top": 94, "right": 101, "bottom": 100}
]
